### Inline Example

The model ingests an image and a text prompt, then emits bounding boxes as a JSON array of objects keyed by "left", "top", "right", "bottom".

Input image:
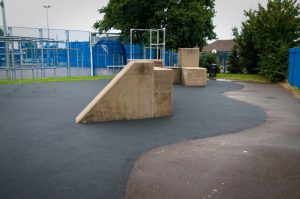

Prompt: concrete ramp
[{"left": 76, "top": 61, "right": 172, "bottom": 123}]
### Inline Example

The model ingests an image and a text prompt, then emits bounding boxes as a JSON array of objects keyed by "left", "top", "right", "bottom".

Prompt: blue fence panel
[
  {"left": 288, "top": 48, "right": 300, "bottom": 88},
  {"left": 69, "top": 42, "right": 91, "bottom": 67}
]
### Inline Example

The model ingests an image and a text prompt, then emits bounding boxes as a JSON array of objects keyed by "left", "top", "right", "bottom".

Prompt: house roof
[{"left": 202, "top": 40, "right": 236, "bottom": 52}]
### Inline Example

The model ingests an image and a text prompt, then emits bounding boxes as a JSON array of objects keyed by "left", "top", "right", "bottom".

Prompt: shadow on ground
[{"left": 0, "top": 80, "right": 266, "bottom": 199}]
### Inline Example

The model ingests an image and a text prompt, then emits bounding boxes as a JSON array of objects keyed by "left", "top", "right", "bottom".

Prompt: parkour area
[{"left": 0, "top": 48, "right": 299, "bottom": 199}]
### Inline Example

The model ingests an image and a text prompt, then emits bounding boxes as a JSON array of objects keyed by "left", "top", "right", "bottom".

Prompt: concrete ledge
[
  {"left": 181, "top": 67, "right": 207, "bottom": 86},
  {"left": 128, "top": 59, "right": 164, "bottom": 68}
]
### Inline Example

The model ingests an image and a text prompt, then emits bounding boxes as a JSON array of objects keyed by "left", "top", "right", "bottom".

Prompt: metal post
[
  {"left": 66, "top": 30, "right": 70, "bottom": 76},
  {"left": 81, "top": 50, "right": 84, "bottom": 76},
  {"left": 89, "top": 32, "right": 94, "bottom": 76},
  {"left": 157, "top": 30, "right": 159, "bottom": 59},
  {"left": 130, "top": 29, "right": 133, "bottom": 59},
  {"left": 1, "top": 0, "right": 10, "bottom": 68},
  {"left": 5, "top": 68, "right": 8, "bottom": 80},
  {"left": 150, "top": 30, "right": 152, "bottom": 60},
  {"left": 43, "top": 5, "right": 51, "bottom": 39},
  {"left": 19, "top": 41, "right": 23, "bottom": 66},
  {"left": 76, "top": 49, "right": 79, "bottom": 76},
  {"left": 39, "top": 29, "right": 44, "bottom": 70},
  {"left": 11, "top": 41, "right": 15, "bottom": 68},
  {"left": 163, "top": 28, "right": 166, "bottom": 67}
]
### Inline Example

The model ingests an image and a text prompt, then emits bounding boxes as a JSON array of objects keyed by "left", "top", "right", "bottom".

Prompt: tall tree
[
  {"left": 232, "top": 10, "right": 260, "bottom": 74},
  {"left": 233, "top": 0, "right": 300, "bottom": 82},
  {"left": 228, "top": 45, "right": 242, "bottom": 73},
  {"left": 93, "top": 0, "right": 216, "bottom": 49}
]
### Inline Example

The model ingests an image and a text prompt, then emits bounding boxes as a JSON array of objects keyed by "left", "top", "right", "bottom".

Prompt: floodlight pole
[
  {"left": 1, "top": 0, "right": 10, "bottom": 67},
  {"left": 43, "top": 5, "right": 51, "bottom": 39}
]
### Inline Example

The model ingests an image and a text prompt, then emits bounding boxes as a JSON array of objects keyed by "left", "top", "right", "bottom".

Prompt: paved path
[
  {"left": 0, "top": 80, "right": 266, "bottom": 199},
  {"left": 125, "top": 82, "right": 300, "bottom": 199}
]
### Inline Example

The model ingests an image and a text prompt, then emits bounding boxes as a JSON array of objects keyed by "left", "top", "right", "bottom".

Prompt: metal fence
[
  {"left": 0, "top": 26, "right": 178, "bottom": 80},
  {"left": 288, "top": 48, "right": 300, "bottom": 88}
]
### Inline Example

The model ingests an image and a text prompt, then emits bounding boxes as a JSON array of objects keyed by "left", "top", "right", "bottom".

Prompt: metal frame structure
[
  {"left": 130, "top": 28, "right": 166, "bottom": 66},
  {"left": 0, "top": 34, "right": 90, "bottom": 79}
]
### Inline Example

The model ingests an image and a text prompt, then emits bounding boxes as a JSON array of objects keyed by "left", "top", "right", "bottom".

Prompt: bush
[
  {"left": 200, "top": 52, "right": 220, "bottom": 72},
  {"left": 227, "top": 45, "right": 244, "bottom": 74},
  {"left": 259, "top": 43, "right": 289, "bottom": 82}
]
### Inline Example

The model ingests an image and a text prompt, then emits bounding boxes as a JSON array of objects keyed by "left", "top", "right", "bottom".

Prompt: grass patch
[
  {"left": 0, "top": 76, "right": 114, "bottom": 85},
  {"left": 217, "top": 74, "right": 269, "bottom": 83}
]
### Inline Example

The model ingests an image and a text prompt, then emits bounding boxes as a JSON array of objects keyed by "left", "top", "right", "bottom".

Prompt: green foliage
[
  {"left": 217, "top": 74, "right": 269, "bottom": 83},
  {"left": 232, "top": 12, "right": 260, "bottom": 74},
  {"left": 93, "top": 0, "right": 216, "bottom": 49},
  {"left": 200, "top": 52, "right": 218, "bottom": 68},
  {"left": 259, "top": 42, "right": 289, "bottom": 82},
  {"left": 233, "top": 0, "right": 300, "bottom": 82},
  {"left": 227, "top": 45, "right": 243, "bottom": 73},
  {"left": 200, "top": 52, "right": 221, "bottom": 73}
]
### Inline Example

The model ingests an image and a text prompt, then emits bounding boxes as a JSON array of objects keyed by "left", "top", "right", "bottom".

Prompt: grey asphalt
[
  {"left": 125, "top": 82, "right": 300, "bottom": 199},
  {"left": 0, "top": 80, "right": 266, "bottom": 199}
]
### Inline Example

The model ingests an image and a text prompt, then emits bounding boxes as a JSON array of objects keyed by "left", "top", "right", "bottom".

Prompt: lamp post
[{"left": 43, "top": 5, "right": 51, "bottom": 39}]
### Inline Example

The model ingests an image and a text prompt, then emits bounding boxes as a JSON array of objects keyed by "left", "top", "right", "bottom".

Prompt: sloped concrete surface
[
  {"left": 76, "top": 62, "right": 173, "bottom": 123},
  {"left": 125, "top": 82, "right": 300, "bottom": 199},
  {"left": 0, "top": 81, "right": 266, "bottom": 199},
  {"left": 76, "top": 61, "right": 155, "bottom": 123}
]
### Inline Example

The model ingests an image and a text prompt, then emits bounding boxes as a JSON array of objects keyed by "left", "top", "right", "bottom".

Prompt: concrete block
[
  {"left": 181, "top": 67, "right": 207, "bottom": 86},
  {"left": 178, "top": 48, "right": 200, "bottom": 68},
  {"left": 76, "top": 61, "right": 173, "bottom": 123},
  {"left": 153, "top": 59, "right": 164, "bottom": 68},
  {"left": 168, "top": 67, "right": 181, "bottom": 84},
  {"left": 154, "top": 67, "right": 173, "bottom": 117}
]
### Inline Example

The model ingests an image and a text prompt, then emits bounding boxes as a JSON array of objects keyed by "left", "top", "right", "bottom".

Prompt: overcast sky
[{"left": 1, "top": 0, "right": 270, "bottom": 39}]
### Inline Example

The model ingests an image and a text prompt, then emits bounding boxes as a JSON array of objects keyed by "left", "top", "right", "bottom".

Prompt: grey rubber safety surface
[{"left": 0, "top": 80, "right": 266, "bottom": 199}]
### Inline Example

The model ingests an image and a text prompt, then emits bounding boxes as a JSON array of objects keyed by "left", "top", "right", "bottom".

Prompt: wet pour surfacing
[{"left": 0, "top": 80, "right": 266, "bottom": 199}]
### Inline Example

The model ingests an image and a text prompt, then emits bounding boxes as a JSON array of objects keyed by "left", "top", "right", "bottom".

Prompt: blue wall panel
[{"left": 288, "top": 48, "right": 300, "bottom": 88}]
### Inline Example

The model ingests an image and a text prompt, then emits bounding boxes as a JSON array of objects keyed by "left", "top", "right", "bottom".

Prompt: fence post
[
  {"left": 89, "top": 32, "right": 94, "bottom": 77},
  {"left": 66, "top": 30, "right": 70, "bottom": 76}
]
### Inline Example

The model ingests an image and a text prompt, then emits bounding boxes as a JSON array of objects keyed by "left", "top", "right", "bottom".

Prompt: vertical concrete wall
[
  {"left": 168, "top": 67, "right": 181, "bottom": 84},
  {"left": 76, "top": 61, "right": 173, "bottom": 123},
  {"left": 178, "top": 48, "right": 200, "bottom": 67},
  {"left": 154, "top": 67, "right": 173, "bottom": 117}
]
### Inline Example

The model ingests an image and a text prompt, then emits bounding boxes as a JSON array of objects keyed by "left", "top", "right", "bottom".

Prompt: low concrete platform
[
  {"left": 125, "top": 82, "right": 300, "bottom": 199},
  {"left": 181, "top": 67, "right": 207, "bottom": 86}
]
